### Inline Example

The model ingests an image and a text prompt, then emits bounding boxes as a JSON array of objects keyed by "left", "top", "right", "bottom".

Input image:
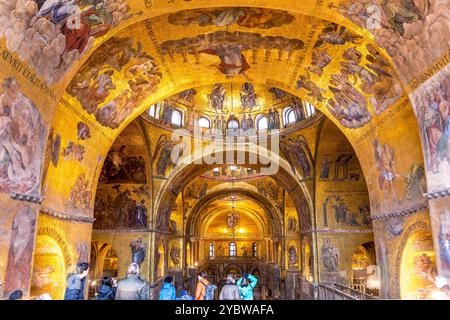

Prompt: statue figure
[
  {"left": 321, "top": 238, "right": 339, "bottom": 272},
  {"left": 241, "top": 245, "right": 248, "bottom": 257},
  {"left": 170, "top": 246, "right": 180, "bottom": 267},
  {"left": 130, "top": 239, "right": 146, "bottom": 267}
]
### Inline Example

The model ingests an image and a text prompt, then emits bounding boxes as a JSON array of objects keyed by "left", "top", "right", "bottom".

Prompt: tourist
[
  {"left": 96, "top": 277, "right": 116, "bottom": 300},
  {"left": 8, "top": 290, "right": 23, "bottom": 300},
  {"left": 64, "top": 262, "right": 89, "bottom": 300},
  {"left": 176, "top": 289, "right": 194, "bottom": 300},
  {"left": 195, "top": 270, "right": 217, "bottom": 300},
  {"left": 237, "top": 273, "right": 258, "bottom": 300},
  {"left": 159, "top": 275, "right": 176, "bottom": 300},
  {"left": 115, "top": 263, "right": 149, "bottom": 300},
  {"left": 219, "top": 274, "right": 241, "bottom": 300}
]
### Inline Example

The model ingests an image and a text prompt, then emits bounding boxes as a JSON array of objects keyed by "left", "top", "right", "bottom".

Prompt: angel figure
[
  {"left": 373, "top": 139, "right": 399, "bottom": 202},
  {"left": 280, "top": 135, "right": 314, "bottom": 178},
  {"left": 153, "top": 135, "right": 185, "bottom": 176}
]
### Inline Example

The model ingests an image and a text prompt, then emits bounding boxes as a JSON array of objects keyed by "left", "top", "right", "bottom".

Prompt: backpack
[{"left": 202, "top": 282, "right": 217, "bottom": 300}]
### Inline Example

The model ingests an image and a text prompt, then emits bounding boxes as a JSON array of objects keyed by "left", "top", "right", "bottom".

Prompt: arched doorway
[
  {"left": 102, "top": 247, "right": 119, "bottom": 278},
  {"left": 350, "top": 242, "right": 376, "bottom": 293},
  {"left": 31, "top": 236, "right": 66, "bottom": 300},
  {"left": 400, "top": 231, "right": 437, "bottom": 299}
]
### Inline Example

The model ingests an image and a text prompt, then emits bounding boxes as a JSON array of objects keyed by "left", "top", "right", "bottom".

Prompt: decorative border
[
  {"left": 423, "top": 188, "right": 450, "bottom": 200},
  {"left": 40, "top": 207, "right": 95, "bottom": 224},
  {"left": 10, "top": 192, "right": 43, "bottom": 204},
  {"left": 299, "top": 228, "right": 373, "bottom": 234},
  {"left": 371, "top": 202, "right": 428, "bottom": 221},
  {"left": 93, "top": 228, "right": 170, "bottom": 234}
]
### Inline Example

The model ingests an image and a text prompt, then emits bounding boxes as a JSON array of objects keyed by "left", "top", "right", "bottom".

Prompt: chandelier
[{"left": 226, "top": 166, "right": 240, "bottom": 237}]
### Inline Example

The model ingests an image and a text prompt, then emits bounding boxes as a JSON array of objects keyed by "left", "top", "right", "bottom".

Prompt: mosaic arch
[{"left": 0, "top": 0, "right": 448, "bottom": 300}]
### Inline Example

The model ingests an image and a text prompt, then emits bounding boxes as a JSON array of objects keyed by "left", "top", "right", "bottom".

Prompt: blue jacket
[
  {"left": 64, "top": 274, "right": 86, "bottom": 300},
  {"left": 159, "top": 283, "right": 176, "bottom": 300},
  {"left": 96, "top": 285, "right": 115, "bottom": 300},
  {"left": 237, "top": 274, "right": 258, "bottom": 300}
]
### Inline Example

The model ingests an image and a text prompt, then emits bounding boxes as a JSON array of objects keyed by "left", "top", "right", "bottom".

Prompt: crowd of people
[
  {"left": 61, "top": 262, "right": 258, "bottom": 301},
  {"left": 5, "top": 261, "right": 259, "bottom": 300}
]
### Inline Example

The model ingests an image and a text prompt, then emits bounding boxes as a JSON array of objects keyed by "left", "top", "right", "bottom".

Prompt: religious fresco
[
  {"left": 160, "top": 31, "right": 304, "bottom": 79},
  {"left": 410, "top": 63, "right": 450, "bottom": 190},
  {"left": 0, "top": 0, "right": 141, "bottom": 85},
  {"left": 373, "top": 137, "right": 426, "bottom": 206},
  {"left": 200, "top": 166, "right": 261, "bottom": 180},
  {"left": 67, "top": 172, "right": 94, "bottom": 213},
  {"left": 0, "top": 77, "right": 47, "bottom": 195},
  {"left": 279, "top": 134, "right": 314, "bottom": 178},
  {"left": 167, "top": 7, "right": 295, "bottom": 29},
  {"left": 297, "top": 23, "right": 402, "bottom": 129},
  {"left": 100, "top": 145, "right": 147, "bottom": 184},
  {"left": 152, "top": 134, "right": 185, "bottom": 177},
  {"left": 169, "top": 240, "right": 181, "bottom": 269},
  {"left": 3, "top": 205, "right": 37, "bottom": 297},
  {"left": 94, "top": 183, "right": 149, "bottom": 229},
  {"left": 31, "top": 235, "right": 66, "bottom": 300},
  {"left": 333, "top": 0, "right": 450, "bottom": 84},
  {"left": 256, "top": 179, "right": 283, "bottom": 210},
  {"left": 322, "top": 195, "right": 371, "bottom": 227},
  {"left": 317, "top": 142, "right": 371, "bottom": 229},
  {"left": 67, "top": 36, "right": 162, "bottom": 129},
  {"left": 400, "top": 231, "right": 437, "bottom": 299},
  {"left": 41, "top": 128, "right": 61, "bottom": 189}
]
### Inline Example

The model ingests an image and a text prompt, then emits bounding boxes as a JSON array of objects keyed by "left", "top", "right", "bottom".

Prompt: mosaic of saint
[
  {"left": 68, "top": 36, "right": 162, "bottom": 129},
  {"left": 0, "top": 77, "right": 47, "bottom": 195},
  {"left": 160, "top": 31, "right": 304, "bottom": 79}
]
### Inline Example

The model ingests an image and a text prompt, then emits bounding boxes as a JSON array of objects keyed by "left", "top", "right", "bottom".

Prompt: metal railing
[{"left": 317, "top": 282, "right": 378, "bottom": 300}]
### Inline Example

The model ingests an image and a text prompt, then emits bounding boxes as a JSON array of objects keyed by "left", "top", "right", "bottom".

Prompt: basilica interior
[{"left": 0, "top": 0, "right": 449, "bottom": 301}]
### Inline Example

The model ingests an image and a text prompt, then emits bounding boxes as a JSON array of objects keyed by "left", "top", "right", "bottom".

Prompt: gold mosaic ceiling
[{"left": 62, "top": 4, "right": 402, "bottom": 136}]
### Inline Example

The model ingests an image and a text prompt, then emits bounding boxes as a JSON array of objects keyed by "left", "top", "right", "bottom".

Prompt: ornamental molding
[
  {"left": 40, "top": 207, "right": 95, "bottom": 224},
  {"left": 299, "top": 228, "right": 373, "bottom": 234},
  {"left": 10, "top": 192, "right": 43, "bottom": 204},
  {"left": 423, "top": 188, "right": 450, "bottom": 200},
  {"left": 371, "top": 202, "right": 428, "bottom": 221},
  {"left": 93, "top": 228, "right": 170, "bottom": 234}
]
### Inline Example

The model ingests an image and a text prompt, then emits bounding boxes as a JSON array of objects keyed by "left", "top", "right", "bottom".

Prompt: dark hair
[
  {"left": 101, "top": 277, "right": 113, "bottom": 287},
  {"left": 198, "top": 270, "right": 208, "bottom": 278},
  {"left": 164, "top": 276, "right": 173, "bottom": 283},
  {"left": 8, "top": 290, "right": 23, "bottom": 300},
  {"left": 76, "top": 262, "right": 89, "bottom": 274}
]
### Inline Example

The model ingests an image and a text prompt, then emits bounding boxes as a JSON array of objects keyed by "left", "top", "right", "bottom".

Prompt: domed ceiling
[{"left": 58, "top": 4, "right": 408, "bottom": 138}]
